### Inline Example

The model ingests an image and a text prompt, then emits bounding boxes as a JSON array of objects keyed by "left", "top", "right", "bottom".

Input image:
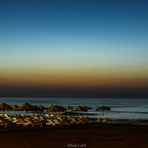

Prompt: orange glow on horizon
[{"left": 0, "top": 71, "right": 148, "bottom": 88}]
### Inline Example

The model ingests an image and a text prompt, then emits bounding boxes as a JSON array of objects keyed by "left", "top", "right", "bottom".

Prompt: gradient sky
[{"left": 0, "top": 0, "right": 148, "bottom": 97}]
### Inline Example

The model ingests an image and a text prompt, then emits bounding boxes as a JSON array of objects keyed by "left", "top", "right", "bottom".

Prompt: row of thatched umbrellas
[
  {"left": 0, "top": 103, "right": 92, "bottom": 112},
  {"left": 0, "top": 103, "right": 46, "bottom": 112},
  {"left": 0, "top": 103, "right": 111, "bottom": 116}
]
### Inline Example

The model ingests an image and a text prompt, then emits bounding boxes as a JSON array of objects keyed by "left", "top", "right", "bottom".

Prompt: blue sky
[
  {"left": 0, "top": 0, "right": 148, "bottom": 91},
  {"left": 0, "top": 0, "right": 148, "bottom": 59}
]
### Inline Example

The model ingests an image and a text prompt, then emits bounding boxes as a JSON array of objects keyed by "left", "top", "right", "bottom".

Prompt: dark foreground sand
[{"left": 0, "top": 124, "right": 148, "bottom": 148}]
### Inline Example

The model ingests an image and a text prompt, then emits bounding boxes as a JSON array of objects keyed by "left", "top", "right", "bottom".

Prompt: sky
[{"left": 0, "top": 0, "right": 148, "bottom": 98}]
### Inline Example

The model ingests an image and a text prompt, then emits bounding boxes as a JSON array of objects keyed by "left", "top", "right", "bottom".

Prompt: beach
[
  {"left": 0, "top": 99, "right": 148, "bottom": 148},
  {"left": 0, "top": 124, "right": 148, "bottom": 148}
]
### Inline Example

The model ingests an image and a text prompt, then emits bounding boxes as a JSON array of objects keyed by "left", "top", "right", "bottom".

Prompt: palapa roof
[
  {"left": 48, "top": 105, "right": 66, "bottom": 112},
  {"left": 0, "top": 103, "right": 13, "bottom": 111}
]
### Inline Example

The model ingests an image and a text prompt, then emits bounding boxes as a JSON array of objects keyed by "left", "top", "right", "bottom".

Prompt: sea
[{"left": 1, "top": 98, "right": 148, "bottom": 125}]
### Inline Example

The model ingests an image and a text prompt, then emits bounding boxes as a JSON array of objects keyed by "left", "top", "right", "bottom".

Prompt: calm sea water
[{"left": 1, "top": 98, "right": 148, "bottom": 124}]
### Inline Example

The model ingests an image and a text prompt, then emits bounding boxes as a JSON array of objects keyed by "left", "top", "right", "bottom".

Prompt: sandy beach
[{"left": 0, "top": 124, "right": 148, "bottom": 148}]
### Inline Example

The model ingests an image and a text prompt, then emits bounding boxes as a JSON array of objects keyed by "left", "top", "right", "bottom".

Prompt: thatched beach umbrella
[
  {"left": 83, "top": 105, "right": 92, "bottom": 110},
  {"left": 71, "top": 106, "right": 88, "bottom": 116},
  {"left": 96, "top": 105, "right": 111, "bottom": 117},
  {"left": 12, "top": 104, "right": 20, "bottom": 111},
  {"left": 0, "top": 103, "right": 13, "bottom": 112},
  {"left": 72, "top": 106, "right": 88, "bottom": 112},
  {"left": 33, "top": 105, "right": 46, "bottom": 113},
  {"left": 19, "top": 103, "right": 34, "bottom": 112},
  {"left": 64, "top": 105, "right": 74, "bottom": 110},
  {"left": 38, "top": 105, "right": 46, "bottom": 111},
  {"left": 48, "top": 105, "right": 66, "bottom": 112},
  {"left": 12, "top": 104, "right": 20, "bottom": 115},
  {"left": 32, "top": 105, "right": 39, "bottom": 112}
]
